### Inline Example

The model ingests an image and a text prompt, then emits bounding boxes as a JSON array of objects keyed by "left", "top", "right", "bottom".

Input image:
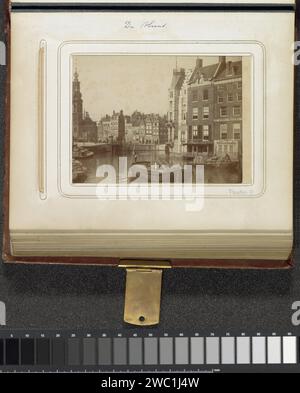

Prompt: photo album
[{"left": 2, "top": 0, "right": 295, "bottom": 323}]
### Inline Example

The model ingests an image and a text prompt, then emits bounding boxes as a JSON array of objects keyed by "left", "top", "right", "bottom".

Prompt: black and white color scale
[{"left": 0, "top": 330, "right": 298, "bottom": 372}]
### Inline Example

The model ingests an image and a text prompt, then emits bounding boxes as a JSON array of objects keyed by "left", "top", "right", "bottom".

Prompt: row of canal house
[{"left": 167, "top": 56, "right": 243, "bottom": 160}]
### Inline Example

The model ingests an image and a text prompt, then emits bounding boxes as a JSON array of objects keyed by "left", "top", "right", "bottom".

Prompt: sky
[{"left": 74, "top": 55, "right": 241, "bottom": 121}]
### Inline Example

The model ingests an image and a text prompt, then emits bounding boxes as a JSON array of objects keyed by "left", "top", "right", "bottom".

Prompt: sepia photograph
[{"left": 72, "top": 55, "right": 244, "bottom": 184}]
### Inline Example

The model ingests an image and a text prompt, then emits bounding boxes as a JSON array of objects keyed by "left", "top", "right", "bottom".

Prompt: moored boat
[
  {"left": 72, "top": 159, "right": 87, "bottom": 183},
  {"left": 73, "top": 144, "right": 94, "bottom": 159}
]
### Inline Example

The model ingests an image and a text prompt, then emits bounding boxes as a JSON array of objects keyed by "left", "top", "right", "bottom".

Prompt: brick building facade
[{"left": 184, "top": 56, "right": 243, "bottom": 160}]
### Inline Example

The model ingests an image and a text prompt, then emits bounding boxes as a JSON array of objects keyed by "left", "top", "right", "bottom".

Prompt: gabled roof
[
  {"left": 188, "top": 59, "right": 242, "bottom": 85},
  {"left": 132, "top": 117, "right": 145, "bottom": 127},
  {"left": 189, "top": 63, "right": 219, "bottom": 85},
  {"left": 214, "top": 60, "right": 242, "bottom": 80},
  {"left": 102, "top": 114, "right": 111, "bottom": 121}
]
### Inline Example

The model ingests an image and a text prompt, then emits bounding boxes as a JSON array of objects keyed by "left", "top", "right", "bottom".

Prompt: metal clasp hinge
[{"left": 119, "top": 260, "right": 171, "bottom": 326}]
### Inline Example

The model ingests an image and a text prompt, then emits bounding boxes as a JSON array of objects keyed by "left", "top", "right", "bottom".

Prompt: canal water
[{"left": 77, "top": 149, "right": 242, "bottom": 184}]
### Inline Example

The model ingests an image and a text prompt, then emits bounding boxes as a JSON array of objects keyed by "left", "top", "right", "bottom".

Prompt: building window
[
  {"left": 233, "top": 106, "right": 241, "bottom": 116},
  {"left": 188, "top": 126, "right": 192, "bottom": 140},
  {"left": 220, "top": 124, "right": 228, "bottom": 140},
  {"left": 237, "top": 81, "right": 242, "bottom": 89},
  {"left": 203, "top": 89, "right": 209, "bottom": 100},
  {"left": 237, "top": 93, "right": 242, "bottom": 101},
  {"left": 203, "top": 106, "right": 209, "bottom": 119},
  {"left": 233, "top": 123, "right": 241, "bottom": 139},
  {"left": 170, "top": 92, "right": 173, "bottom": 98},
  {"left": 192, "top": 107, "right": 198, "bottom": 120},
  {"left": 218, "top": 94, "right": 224, "bottom": 103},
  {"left": 228, "top": 93, "right": 233, "bottom": 102},
  {"left": 169, "top": 112, "right": 173, "bottom": 121},
  {"left": 192, "top": 90, "right": 198, "bottom": 101},
  {"left": 220, "top": 107, "right": 228, "bottom": 117},
  {"left": 192, "top": 125, "right": 198, "bottom": 137},
  {"left": 203, "top": 125, "right": 209, "bottom": 141}
]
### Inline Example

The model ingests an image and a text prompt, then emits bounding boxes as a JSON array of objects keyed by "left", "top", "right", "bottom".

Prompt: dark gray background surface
[{"left": 0, "top": 2, "right": 299, "bottom": 334}]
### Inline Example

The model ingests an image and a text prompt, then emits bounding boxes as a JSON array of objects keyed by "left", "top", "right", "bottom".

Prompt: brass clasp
[{"left": 119, "top": 260, "right": 171, "bottom": 326}]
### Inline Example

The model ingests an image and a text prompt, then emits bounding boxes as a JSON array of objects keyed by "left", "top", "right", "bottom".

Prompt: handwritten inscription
[
  {"left": 124, "top": 20, "right": 167, "bottom": 30},
  {"left": 228, "top": 189, "right": 253, "bottom": 196}
]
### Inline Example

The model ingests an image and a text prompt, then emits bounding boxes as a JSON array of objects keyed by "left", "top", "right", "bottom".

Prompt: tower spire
[{"left": 74, "top": 57, "right": 79, "bottom": 81}]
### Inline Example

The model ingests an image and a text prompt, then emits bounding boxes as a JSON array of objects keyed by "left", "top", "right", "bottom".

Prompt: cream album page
[{"left": 9, "top": 11, "right": 293, "bottom": 257}]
